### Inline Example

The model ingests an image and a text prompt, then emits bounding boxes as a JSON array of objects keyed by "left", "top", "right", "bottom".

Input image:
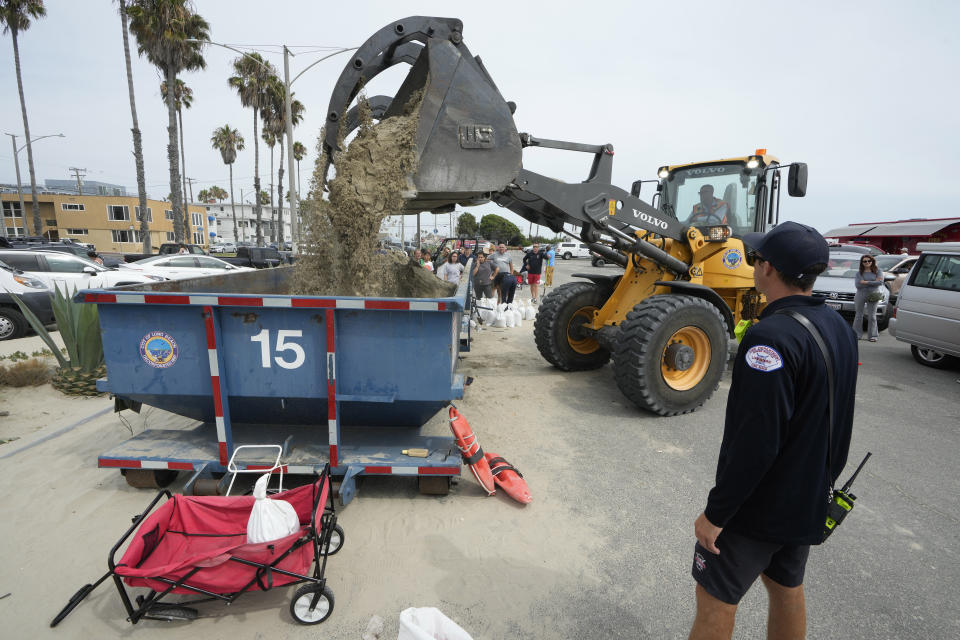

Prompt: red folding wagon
[{"left": 51, "top": 464, "right": 342, "bottom": 627}]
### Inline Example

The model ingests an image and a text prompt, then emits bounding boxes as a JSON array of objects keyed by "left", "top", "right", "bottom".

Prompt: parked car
[
  {"left": 119, "top": 254, "right": 254, "bottom": 280},
  {"left": 872, "top": 254, "right": 918, "bottom": 303},
  {"left": 812, "top": 251, "right": 894, "bottom": 331},
  {"left": 0, "top": 249, "right": 164, "bottom": 294},
  {"left": 219, "top": 246, "right": 285, "bottom": 269},
  {"left": 0, "top": 258, "right": 55, "bottom": 340},
  {"left": 828, "top": 243, "right": 885, "bottom": 256},
  {"left": 123, "top": 243, "right": 207, "bottom": 263},
  {"left": 210, "top": 241, "right": 237, "bottom": 254},
  {"left": 555, "top": 241, "right": 591, "bottom": 260},
  {"left": 888, "top": 242, "right": 960, "bottom": 368}
]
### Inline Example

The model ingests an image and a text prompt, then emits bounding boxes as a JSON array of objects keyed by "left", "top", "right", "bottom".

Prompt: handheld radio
[{"left": 823, "top": 452, "right": 871, "bottom": 540}]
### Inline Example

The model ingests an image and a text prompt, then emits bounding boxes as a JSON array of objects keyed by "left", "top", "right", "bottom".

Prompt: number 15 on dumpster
[{"left": 250, "top": 329, "right": 306, "bottom": 370}]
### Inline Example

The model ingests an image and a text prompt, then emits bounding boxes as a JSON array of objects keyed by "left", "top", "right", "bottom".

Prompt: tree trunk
[
  {"left": 277, "top": 140, "right": 285, "bottom": 245},
  {"left": 268, "top": 143, "right": 275, "bottom": 243},
  {"left": 164, "top": 65, "right": 184, "bottom": 242},
  {"left": 119, "top": 0, "right": 151, "bottom": 253},
  {"left": 11, "top": 28, "right": 41, "bottom": 236},
  {"left": 179, "top": 107, "right": 191, "bottom": 242},
  {"left": 253, "top": 110, "right": 262, "bottom": 247},
  {"left": 229, "top": 162, "right": 238, "bottom": 245}
]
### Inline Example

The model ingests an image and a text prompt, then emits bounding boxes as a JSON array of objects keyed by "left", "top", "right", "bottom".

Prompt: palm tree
[
  {"left": 209, "top": 185, "right": 227, "bottom": 202},
  {"left": 197, "top": 188, "right": 210, "bottom": 203},
  {"left": 229, "top": 52, "right": 276, "bottom": 247},
  {"left": 293, "top": 140, "right": 306, "bottom": 196},
  {"left": 210, "top": 124, "right": 244, "bottom": 244},
  {"left": 261, "top": 127, "right": 276, "bottom": 243},
  {"left": 126, "top": 0, "right": 208, "bottom": 243},
  {"left": 160, "top": 77, "right": 193, "bottom": 238},
  {"left": 1, "top": 0, "right": 46, "bottom": 236},
  {"left": 260, "top": 77, "right": 304, "bottom": 245},
  {"left": 116, "top": 0, "right": 151, "bottom": 252}
]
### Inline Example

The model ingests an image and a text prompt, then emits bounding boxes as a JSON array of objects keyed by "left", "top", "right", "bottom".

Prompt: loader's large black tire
[
  {"left": 534, "top": 282, "right": 611, "bottom": 370},
  {"left": 613, "top": 295, "right": 728, "bottom": 416}
]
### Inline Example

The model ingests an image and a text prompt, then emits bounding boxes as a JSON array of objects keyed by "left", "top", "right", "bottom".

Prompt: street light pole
[
  {"left": 3, "top": 132, "right": 64, "bottom": 239},
  {"left": 283, "top": 46, "right": 299, "bottom": 252}
]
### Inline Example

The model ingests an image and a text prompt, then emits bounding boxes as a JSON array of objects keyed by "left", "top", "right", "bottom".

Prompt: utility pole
[
  {"left": 3, "top": 134, "right": 23, "bottom": 239},
  {"left": 69, "top": 167, "right": 87, "bottom": 195},
  {"left": 283, "top": 46, "right": 300, "bottom": 252},
  {"left": 185, "top": 176, "right": 196, "bottom": 204}
]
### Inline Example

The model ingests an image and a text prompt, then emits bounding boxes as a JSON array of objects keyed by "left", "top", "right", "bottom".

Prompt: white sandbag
[
  {"left": 492, "top": 310, "right": 507, "bottom": 328},
  {"left": 513, "top": 307, "right": 523, "bottom": 328},
  {"left": 504, "top": 307, "right": 516, "bottom": 327},
  {"left": 246, "top": 473, "right": 300, "bottom": 543},
  {"left": 398, "top": 607, "right": 474, "bottom": 640},
  {"left": 524, "top": 304, "right": 536, "bottom": 321}
]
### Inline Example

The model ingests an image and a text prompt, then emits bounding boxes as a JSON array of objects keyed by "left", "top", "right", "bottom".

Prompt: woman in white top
[
  {"left": 421, "top": 249, "right": 434, "bottom": 272},
  {"left": 437, "top": 251, "right": 464, "bottom": 283}
]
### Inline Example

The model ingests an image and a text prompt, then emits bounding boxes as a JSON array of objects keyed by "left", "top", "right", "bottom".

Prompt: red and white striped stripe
[
  {"left": 99, "top": 458, "right": 194, "bottom": 471},
  {"left": 203, "top": 306, "right": 230, "bottom": 466},
  {"left": 98, "top": 458, "right": 459, "bottom": 476},
  {"left": 83, "top": 292, "right": 447, "bottom": 312},
  {"left": 326, "top": 309, "right": 338, "bottom": 468}
]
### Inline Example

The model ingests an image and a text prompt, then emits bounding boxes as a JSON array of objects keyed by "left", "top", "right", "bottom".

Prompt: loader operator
[
  {"left": 688, "top": 221, "right": 858, "bottom": 640},
  {"left": 688, "top": 184, "right": 728, "bottom": 226}
]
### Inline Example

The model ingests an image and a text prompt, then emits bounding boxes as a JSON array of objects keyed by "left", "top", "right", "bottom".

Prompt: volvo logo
[{"left": 632, "top": 209, "right": 669, "bottom": 230}]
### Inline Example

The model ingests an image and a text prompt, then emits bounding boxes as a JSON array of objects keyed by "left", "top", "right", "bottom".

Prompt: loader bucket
[{"left": 322, "top": 17, "right": 522, "bottom": 213}]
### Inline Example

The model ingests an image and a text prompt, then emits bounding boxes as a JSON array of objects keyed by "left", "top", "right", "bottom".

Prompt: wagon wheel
[
  {"left": 418, "top": 475, "right": 452, "bottom": 495},
  {"left": 323, "top": 524, "right": 345, "bottom": 556},
  {"left": 123, "top": 469, "right": 178, "bottom": 489},
  {"left": 290, "top": 584, "right": 334, "bottom": 625}
]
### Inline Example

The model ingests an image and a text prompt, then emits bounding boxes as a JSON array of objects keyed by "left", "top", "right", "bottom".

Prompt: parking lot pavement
[{"left": 1, "top": 257, "right": 957, "bottom": 638}]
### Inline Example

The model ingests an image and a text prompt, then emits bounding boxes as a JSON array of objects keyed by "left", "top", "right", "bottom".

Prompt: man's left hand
[{"left": 694, "top": 512, "right": 723, "bottom": 554}]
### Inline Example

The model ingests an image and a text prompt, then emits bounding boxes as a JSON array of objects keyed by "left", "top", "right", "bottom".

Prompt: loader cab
[{"left": 656, "top": 152, "right": 806, "bottom": 238}]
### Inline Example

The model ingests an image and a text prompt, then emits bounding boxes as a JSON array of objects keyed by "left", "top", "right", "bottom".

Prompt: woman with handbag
[{"left": 853, "top": 255, "right": 885, "bottom": 342}]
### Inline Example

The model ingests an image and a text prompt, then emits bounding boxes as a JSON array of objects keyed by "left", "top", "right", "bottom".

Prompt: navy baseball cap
[{"left": 743, "top": 221, "right": 829, "bottom": 278}]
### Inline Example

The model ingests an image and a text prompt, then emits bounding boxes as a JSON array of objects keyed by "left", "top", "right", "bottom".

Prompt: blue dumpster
[{"left": 79, "top": 266, "right": 472, "bottom": 502}]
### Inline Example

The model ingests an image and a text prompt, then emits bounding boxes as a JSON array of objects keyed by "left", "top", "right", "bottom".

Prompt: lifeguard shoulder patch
[{"left": 744, "top": 345, "right": 783, "bottom": 372}]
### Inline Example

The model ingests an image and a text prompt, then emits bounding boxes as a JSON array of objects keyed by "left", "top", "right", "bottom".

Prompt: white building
[{"left": 200, "top": 202, "right": 298, "bottom": 245}]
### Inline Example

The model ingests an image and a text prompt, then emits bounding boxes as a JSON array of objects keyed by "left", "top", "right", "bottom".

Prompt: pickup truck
[
  {"left": 219, "top": 246, "right": 286, "bottom": 269},
  {"left": 123, "top": 243, "right": 206, "bottom": 263}
]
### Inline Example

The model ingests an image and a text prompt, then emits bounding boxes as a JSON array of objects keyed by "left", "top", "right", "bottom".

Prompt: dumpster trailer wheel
[
  {"left": 534, "top": 282, "right": 611, "bottom": 370},
  {"left": 613, "top": 294, "right": 728, "bottom": 416},
  {"left": 418, "top": 475, "right": 452, "bottom": 496},
  {"left": 323, "top": 524, "right": 345, "bottom": 556},
  {"left": 191, "top": 477, "right": 223, "bottom": 496},
  {"left": 123, "top": 468, "right": 179, "bottom": 489},
  {"left": 290, "top": 584, "right": 334, "bottom": 625}
]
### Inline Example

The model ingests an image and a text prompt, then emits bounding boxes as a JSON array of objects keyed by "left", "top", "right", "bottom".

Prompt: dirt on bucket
[{"left": 293, "top": 94, "right": 456, "bottom": 299}]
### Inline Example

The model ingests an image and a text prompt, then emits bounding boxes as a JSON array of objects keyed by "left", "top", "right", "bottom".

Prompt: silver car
[
  {"left": 888, "top": 242, "right": 960, "bottom": 368},
  {"left": 812, "top": 251, "right": 893, "bottom": 331}
]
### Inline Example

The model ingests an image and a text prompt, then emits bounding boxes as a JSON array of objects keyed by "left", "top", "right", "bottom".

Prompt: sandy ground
[{"left": 2, "top": 259, "right": 958, "bottom": 638}]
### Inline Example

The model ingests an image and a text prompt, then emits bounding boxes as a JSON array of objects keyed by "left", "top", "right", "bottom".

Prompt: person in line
[
  {"left": 522, "top": 242, "right": 547, "bottom": 304},
  {"left": 434, "top": 247, "right": 451, "bottom": 272},
  {"left": 472, "top": 251, "right": 495, "bottom": 299},
  {"left": 688, "top": 184, "right": 728, "bottom": 226},
  {"left": 86, "top": 250, "right": 104, "bottom": 266},
  {"left": 413, "top": 248, "right": 423, "bottom": 266},
  {"left": 688, "top": 221, "right": 858, "bottom": 640},
  {"left": 421, "top": 249, "right": 434, "bottom": 272},
  {"left": 437, "top": 251, "right": 464, "bottom": 284},
  {"left": 489, "top": 243, "right": 517, "bottom": 304},
  {"left": 544, "top": 244, "right": 556, "bottom": 287},
  {"left": 853, "top": 255, "right": 884, "bottom": 342},
  {"left": 177, "top": 243, "right": 189, "bottom": 254},
  {"left": 459, "top": 246, "right": 473, "bottom": 266}
]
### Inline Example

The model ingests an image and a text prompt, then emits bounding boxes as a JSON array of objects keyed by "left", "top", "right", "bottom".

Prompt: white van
[
  {"left": 888, "top": 242, "right": 960, "bottom": 368},
  {"left": 554, "top": 241, "right": 591, "bottom": 260}
]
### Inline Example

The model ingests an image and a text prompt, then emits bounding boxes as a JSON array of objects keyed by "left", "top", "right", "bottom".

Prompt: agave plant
[{"left": 11, "top": 288, "right": 105, "bottom": 396}]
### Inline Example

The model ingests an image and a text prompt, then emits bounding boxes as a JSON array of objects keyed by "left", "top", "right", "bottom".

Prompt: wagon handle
[{"left": 225, "top": 444, "right": 285, "bottom": 496}]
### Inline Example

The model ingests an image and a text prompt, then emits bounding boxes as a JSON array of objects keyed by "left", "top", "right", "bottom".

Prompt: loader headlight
[
  {"left": 706, "top": 225, "right": 732, "bottom": 242},
  {"left": 657, "top": 166, "right": 670, "bottom": 179},
  {"left": 746, "top": 156, "right": 761, "bottom": 169}
]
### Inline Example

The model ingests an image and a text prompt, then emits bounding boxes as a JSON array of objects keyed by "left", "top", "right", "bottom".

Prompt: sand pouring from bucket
[{"left": 321, "top": 17, "right": 522, "bottom": 214}]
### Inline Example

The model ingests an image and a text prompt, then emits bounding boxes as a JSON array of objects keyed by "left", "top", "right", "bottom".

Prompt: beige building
[{"left": 1, "top": 192, "right": 208, "bottom": 252}]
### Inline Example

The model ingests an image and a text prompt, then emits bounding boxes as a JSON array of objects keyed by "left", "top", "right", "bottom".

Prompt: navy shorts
[{"left": 691, "top": 529, "right": 810, "bottom": 605}]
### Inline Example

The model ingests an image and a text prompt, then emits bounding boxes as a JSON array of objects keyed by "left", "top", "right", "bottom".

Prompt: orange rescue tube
[
  {"left": 448, "top": 406, "right": 495, "bottom": 496},
  {"left": 485, "top": 453, "right": 532, "bottom": 504}
]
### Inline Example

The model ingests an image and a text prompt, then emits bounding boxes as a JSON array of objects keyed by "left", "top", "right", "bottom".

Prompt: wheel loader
[{"left": 319, "top": 16, "right": 809, "bottom": 415}]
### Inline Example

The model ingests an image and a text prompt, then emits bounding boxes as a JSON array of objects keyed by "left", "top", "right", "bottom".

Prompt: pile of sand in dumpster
[{"left": 293, "top": 95, "right": 455, "bottom": 299}]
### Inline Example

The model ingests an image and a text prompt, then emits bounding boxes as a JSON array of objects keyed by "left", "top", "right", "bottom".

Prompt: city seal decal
[
  {"left": 722, "top": 248, "right": 743, "bottom": 270},
  {"left": 744, "top": 345, "right": 783, "bottom": 372},
  {"left": 140, "top": 331, "right": 179, "bottom": 368}
]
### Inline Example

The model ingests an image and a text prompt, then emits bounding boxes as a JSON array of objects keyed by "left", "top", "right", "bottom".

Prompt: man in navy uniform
[{"left": 688, "top": 221, "right": 858, "bottom": 640}]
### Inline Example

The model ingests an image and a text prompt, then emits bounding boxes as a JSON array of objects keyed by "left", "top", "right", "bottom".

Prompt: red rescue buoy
[
  {"left": 485, "top": 453, "right": 532, "bottom": 504},
  {"left": 449, "top": 406, "right": 495, "bottom": 495}
]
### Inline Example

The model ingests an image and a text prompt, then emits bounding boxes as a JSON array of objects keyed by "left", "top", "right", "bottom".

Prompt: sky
[{"left": 2, "top": 0, "right": 958, "bottom": 237}]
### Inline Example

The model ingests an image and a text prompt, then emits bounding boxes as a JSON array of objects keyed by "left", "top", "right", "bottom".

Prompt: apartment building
[
  {"left": 1, "top": 192, "right": 208, "bottom": 251},
  {"left": 203, "top": 201, "right": 297, "bottom": 245}
]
